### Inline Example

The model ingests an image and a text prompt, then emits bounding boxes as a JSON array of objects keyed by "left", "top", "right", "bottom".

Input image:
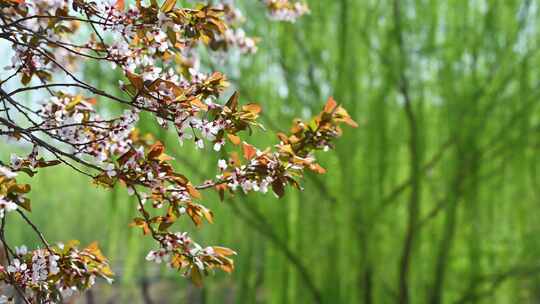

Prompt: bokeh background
[{"left": 2, "top": 0, "right": 540, "bottom": 303}]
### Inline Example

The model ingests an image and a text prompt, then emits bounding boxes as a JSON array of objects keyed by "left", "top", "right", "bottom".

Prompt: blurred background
[{"left": 2, "top": 0, "right": 540, "bottom": 303}]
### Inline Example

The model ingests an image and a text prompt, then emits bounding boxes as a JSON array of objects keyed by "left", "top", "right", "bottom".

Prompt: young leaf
[
  {"left": 242, "top": 143, "right": 257, "bottom": 160},
  {"left": 126, "top": 72, "right": 144, "bottom": 91},
  {"left": 242, "top": 103, "right": 262, "bottom": 114},
  {"left": 147, "top": 141, "right": 165, "bottom": 160},
  {"left": 212, "top": 246, "right": 236, "bottom": 256},
  {"left": 272, "top": 180, "right": 285, "bottom": 198},
  {"left": 115, "top": 0, "right": 125, "bottom": 10},
  {"left": 309, "top": 163, "right": 327, "bottom": 174},
  {"left": 227, "top": 133, "right": 241, "bottom": 145},
  {"left": 187, "top": 184, "right": 201, "bottom": 199},
  {"left": 324, "top": 96, "right": 338, "bottom": 113},
  {"left": 191, "top": 266, "right": 203, "bottom": 287},
  {"left": 225, "top": 91, "right": 239, "bottom": 111}
]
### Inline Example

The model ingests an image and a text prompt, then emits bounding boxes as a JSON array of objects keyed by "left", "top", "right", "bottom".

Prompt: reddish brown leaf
[
  {"left": 37, "top": 159, "right": 61, "bottom": 168},
  {"left": 220, "top": 260, "right": 234, "bottom": 273},
  {"left": 191, "top": 266, "right": 203, "bottom": 287},
  {"left": 147, "top": 141, "right": 165, "bottom": 160},
  {"left": 8, "top": 183, "right": 31, "bottom": 194},
  {"left": 187, "top": 184, "right": 201, "bottom": 199},
  {"left": 213, "top": 246, "right": 236, "bottom": 256},
  {"left": 309, "top": 163, "right": 327, "bottom": 174},
  {"left": 129, "top": 218, "right": 150, "bottom": 235},
  {"left": 215, "top": 184, "right": 226, "bottom": 202},
  {"left": 272, "top": 180, "right": 285, "bottom": 198},
  {"left": 201, "top": 206, "right": 214, "bottom": 224},
  {"left": 227, "top": 133, "right": 241, "bottom": 145},
  {"left": 126, "top": 72, "right": 144, "bottom": 91},
  {"left": 225, "top": 91, "right": 239, "bottom": 111},
  {"left": 343, "top": 116, "right": 359, "bottom": 128},
  {"left": 242, "top": 143, "right": 257, "bottom": 160},
  {"left": 324, "top": 96, "right": 337, "bottom": 113},
  {"left": 190, "top": 98, "right": 208, "bottom": 110},
  {"left": 242, "top": 103, "right": 262, "bottom": 114},
  {"left": 115, "top": 0, "right": 125, "bottom": 10}
]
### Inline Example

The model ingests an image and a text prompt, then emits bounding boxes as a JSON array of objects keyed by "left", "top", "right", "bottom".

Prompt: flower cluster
[
  {"left": 262, "top": 0, "right": 310, "bottom": 22},
  {"left": 6, "top": 45, "right": 51, "bottom": 85},
  {"left": 145, "top": 232, "right": 235, "bottom": 286},
  {"left": 0, "top": 242, "right": 112, "bottom": 302},
  {"left": 38, "top": 94, "right": 139, "bottom": 162},
  {"left": 214, "top": 97, "right": 358, "bottom": 199},
  {"left": 211, "top": 1, "right": 258, "bottom": 54},
  {"left": 1, "top": 0, "right": 80, "bottom": 82}
]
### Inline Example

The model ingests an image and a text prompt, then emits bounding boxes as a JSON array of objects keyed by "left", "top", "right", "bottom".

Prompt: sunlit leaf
[
  {"left": 187, "top": 184, "right": 201, "bottom": 199},
  {"left": 324, "top": 96, "right": 337, "bottom": 113},
  {"left": 227, "top": 133, "right": 241, "bottom": 145},
  {"left": 242, "top": 103, "right": 262, "bottom": 114},
  {"left": 115, "top": 0, "right": 124, "bottom": 10},
  {"left": 212, "top": 246, "right": 236, "bottom": 256},
  {"left": 309, "top": 163, "right": 327, "bottom": 174},
  {"left": 242, "top": 142, "right": 257, "bottom": 160}
]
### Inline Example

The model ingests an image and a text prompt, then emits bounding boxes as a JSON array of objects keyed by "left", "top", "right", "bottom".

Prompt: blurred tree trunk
[{"left": 392, "top": 1, "right": 423, "bottom": 303}]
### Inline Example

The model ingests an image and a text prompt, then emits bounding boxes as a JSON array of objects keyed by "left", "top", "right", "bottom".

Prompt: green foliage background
[{"left": 2, "top": 0, "right": 540, "bottom": 303}]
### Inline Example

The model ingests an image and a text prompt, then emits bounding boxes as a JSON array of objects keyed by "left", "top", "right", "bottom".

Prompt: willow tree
[{"left": 0, "top": 0, "right": 356, "bottom": 302}]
